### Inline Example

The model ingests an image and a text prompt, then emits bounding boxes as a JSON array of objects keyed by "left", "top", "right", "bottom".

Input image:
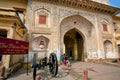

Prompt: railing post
[
  {"left": 0, "top": 66, "right": 5, "bottom": 80},
  {"left": 84, "top": 69, "right": 88, "bottom": 80},
  {"left": 117, "top": 58, "right": 120, "bottom": 64},
  {"left": 35, "top": 75, "right": 41, "bottom": 80}
]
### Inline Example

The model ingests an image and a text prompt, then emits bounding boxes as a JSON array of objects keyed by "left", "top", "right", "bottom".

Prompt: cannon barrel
[{"left": 32, "top": 53, "right": 58, "bottom": 79}]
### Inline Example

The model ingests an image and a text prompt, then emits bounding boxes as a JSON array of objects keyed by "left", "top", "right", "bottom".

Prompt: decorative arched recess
[
  {"left": 34, "top": 8, "right": 50, "bottom": 28},
  {"left": 32, "top": 35, "right": 49, "bottom": 51},
  {"left": 104, "top": 40, "right": 113, "bottom": 58},
  {"left": 0, "top": 29, "right": 8, "bottom": 62},
  {"left": 101, "top": 19, "right": 111, "bottom": 33},
  {"left": 60, "top": 15, "right": 96, "bottom": 59}
]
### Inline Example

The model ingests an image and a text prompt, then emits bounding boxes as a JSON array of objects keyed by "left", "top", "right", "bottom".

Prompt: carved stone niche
[
  {"left": 32, "top": 35, "right": 49, "bottom": 51},
  {"left": 34, "top": 8, "right": 50, "bottom": 28}
]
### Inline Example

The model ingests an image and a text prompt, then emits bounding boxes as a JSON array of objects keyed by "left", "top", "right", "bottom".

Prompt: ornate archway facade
[
  {"left": 26, "top": 0, "right": 119, "bottom": 61},
  {"left": 60, "top": 15, "right": 96, "bottom": 61}
]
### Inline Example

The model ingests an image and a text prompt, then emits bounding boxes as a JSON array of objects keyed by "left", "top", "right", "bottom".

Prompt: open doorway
[
  {"left": 64, "top": 29, "right": 84, "bottom": 61},
  {"left": 0, "top": 29, "right": 7, "bottom": 61}
]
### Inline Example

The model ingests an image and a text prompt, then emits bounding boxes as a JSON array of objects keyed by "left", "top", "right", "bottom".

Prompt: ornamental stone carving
[
  {"left": 60, "top": 15, "right": 97, "bottom": 51},
  {"left": 32, "top": 35, "right": 49, "bottom": 51},
  {"left": 59, "top": 8, "right": 95, "bottom": 25}
]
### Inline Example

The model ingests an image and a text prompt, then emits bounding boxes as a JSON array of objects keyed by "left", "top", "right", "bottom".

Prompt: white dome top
[{"left": 90, "top": 0, "right": 109, "bottom": 5}]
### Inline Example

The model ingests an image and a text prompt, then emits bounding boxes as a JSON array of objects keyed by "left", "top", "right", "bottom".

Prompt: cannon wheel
[{"left": 49, "top": 53, "right": 58, "bottom": 77}]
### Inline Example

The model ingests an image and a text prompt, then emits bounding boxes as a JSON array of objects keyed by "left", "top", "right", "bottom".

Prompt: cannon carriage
[
  {"left": 32, "top": 52, "right": 58, "bottom": 80},
  {"left": 31, "top": 35, "right": 59, "bottom": 79}
]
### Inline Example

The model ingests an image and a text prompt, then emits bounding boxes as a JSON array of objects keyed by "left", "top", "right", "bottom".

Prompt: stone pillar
[
  {"left": 3, "top": 55, "right": 10, "bottom": 68},
  {"left": 74, "top": 39, "right": 78, "bottom": 60},
  {"left": 0, "top": 66, "right": 5, "bottom": 79}
]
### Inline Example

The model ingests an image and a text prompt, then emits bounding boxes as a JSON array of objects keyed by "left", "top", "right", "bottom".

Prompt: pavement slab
[{"left": 6, "top": 61, "right": 120, "bottom": 80}]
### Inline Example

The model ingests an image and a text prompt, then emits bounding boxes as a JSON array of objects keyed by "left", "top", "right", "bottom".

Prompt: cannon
[{"left": 32, "top": 53, "right": 58, "bottom": 80}]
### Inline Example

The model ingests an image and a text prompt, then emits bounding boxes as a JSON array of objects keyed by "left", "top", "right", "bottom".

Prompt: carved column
[{"left": 74, "top": 39, "right": 78, "bottom": 60}]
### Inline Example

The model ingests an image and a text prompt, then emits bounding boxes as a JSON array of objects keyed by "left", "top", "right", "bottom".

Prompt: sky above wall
[{"left": 109, "top": 0, "right": 120, "bottom": 8}]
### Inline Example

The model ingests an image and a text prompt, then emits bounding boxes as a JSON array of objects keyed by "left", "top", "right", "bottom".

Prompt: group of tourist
[{"left": 60, "top": 54, "right": 71, "bottom": 73}]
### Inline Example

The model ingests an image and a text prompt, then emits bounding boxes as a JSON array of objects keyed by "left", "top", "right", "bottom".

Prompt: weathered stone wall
[
  {"left": 113, "top": 17, "right": 120, "bottom": 44},
  {"left": 0, "top": 0, "right": 27, "bottom": 9},
  {"left": 113, "top": 17, "right": 120, "bottom": 58},
  {"left": 0, "top": 0, "right": 27, "bottom": 73},
  {"left": 26, "top": 0, "right": 118, "bottom": 60}
]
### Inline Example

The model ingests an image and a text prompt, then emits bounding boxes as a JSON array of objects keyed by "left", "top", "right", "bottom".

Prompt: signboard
[{"left": 0, "top": 37, "right": 29, "bottom": 55}]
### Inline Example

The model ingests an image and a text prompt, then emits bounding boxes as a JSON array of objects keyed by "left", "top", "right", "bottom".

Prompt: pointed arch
[
  {"left": 64, "top": 28, "right": 84, "bottom": 61},
  {"left": 32, "top": 35, "right": 49, "bottom": 51},
  {"left": 60, "top": 15, "right": 93, "bottom": 28},
  {"left": 34, "top": 8, "right": 50, "bottom": 28},
  {"left": 104, "top": 40, "right": 113, "bottom": 58},
  {"left": 101, "top": 19, "right": 111, "bottom": 32},
  {"left": 60, "top": 15, "right": 94, "bottom": 40},
  {"left": 60, "top": 15, "right": 95, "bottom": 61}
]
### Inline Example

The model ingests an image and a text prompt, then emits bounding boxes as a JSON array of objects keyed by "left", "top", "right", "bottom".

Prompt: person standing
[
  {"left": 60, "top": 54, "right": 65, "bottom": 64},
  {"left": 63, "top": 56, "right": 71, "bottom": 74}
]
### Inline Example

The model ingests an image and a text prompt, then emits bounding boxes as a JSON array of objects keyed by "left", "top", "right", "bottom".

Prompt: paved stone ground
[
  {"left": 7, "top": 64, "right": 75, "bottom": 80},
  {"left": 71, "top": 62, "right": 120, "bottom": 80},
  {"left": 7, "top": 61, "right": 120, "bottom": 80}
]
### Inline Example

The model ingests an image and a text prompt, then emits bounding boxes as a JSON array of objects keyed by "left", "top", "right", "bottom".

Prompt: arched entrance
[
  {"left": 64, "top": 28, "right": 84, "bottom": 61},
  {"left": 60, "top": 15, "right": 94, "bottom": 61},
  {"left": 0, "top": 29, "right": 7, "bottom": 37},
  {"left": 0, "top": 29, "right": 7, "bottom": 61}
]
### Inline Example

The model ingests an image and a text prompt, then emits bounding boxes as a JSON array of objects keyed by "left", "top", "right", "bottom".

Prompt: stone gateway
[
  {"left": 0, "top": 0, "right": 120, "bottom": 77},
  {"left": 26, "top": 0, "right": 120, "bottom": 61}
]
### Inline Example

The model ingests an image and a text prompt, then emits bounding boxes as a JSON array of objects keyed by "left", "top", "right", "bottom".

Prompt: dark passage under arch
[{"left": 64, "top": 29, "right": 84, "bottom": 61}]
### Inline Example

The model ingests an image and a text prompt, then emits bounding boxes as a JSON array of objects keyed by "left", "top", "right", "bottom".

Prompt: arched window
[
  {"left": 102, "top": 23, "right": 108, "bottom": 32},
  {"left": 35, "top": 8, "right": 50, "bottom": 28},
  {"left": 39, "top": 15, "right": 46, "bottom": 24},
  {"left": 101, "top": 20, "right": 110, "bottom": 33},
  {"left": 101, "top": 21, "right": 108, "bottom": 32},
  {"left": 101, "top": 19, "right": 112, "bottom": 34}
]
